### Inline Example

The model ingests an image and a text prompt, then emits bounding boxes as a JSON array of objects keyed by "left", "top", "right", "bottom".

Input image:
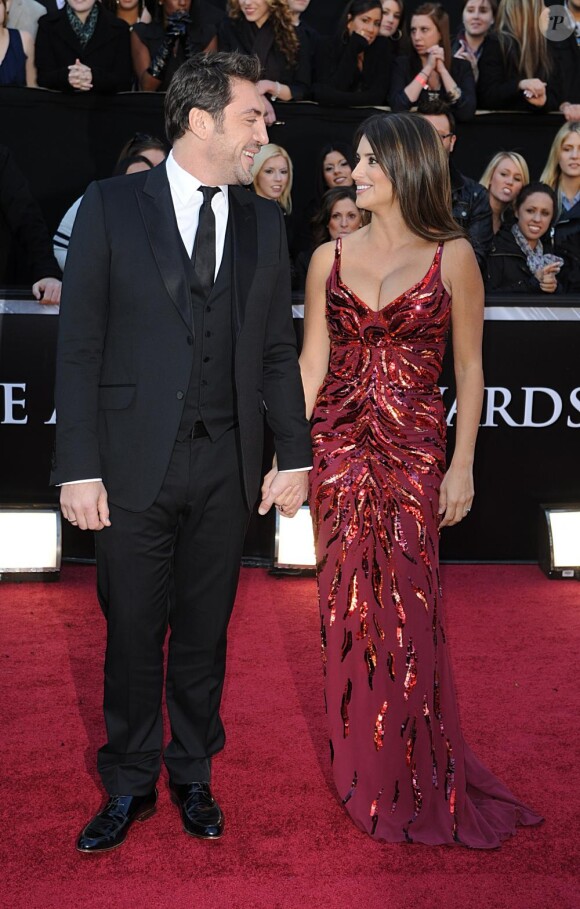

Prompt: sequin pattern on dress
[{"left": 309, "top": 238, "right": 543, "bottom": 848}]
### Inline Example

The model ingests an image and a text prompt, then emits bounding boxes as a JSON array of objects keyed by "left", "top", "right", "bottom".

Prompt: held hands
[
  {"left": 68, "top": 59, "right": 93, "bottom": 91},
  {"left": 60, "top": 481, "right": 111, "bottom": 531},
  {"left": 32, "top": 277, "right": 61, "bottom": 305},
  {"left": 438, "top": 464, "right": 474, "bottom": 528},
  {"left": 258, "top": 467, "right": 309, "bottom": 519}
]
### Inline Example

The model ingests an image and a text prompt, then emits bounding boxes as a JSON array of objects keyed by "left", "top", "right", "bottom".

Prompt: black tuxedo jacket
[
  {"left": 51, "top": 163, "right": 312, "bottom": 511},
  {"left": 35, "top": 6, "right": 133, "bottom": 93}
]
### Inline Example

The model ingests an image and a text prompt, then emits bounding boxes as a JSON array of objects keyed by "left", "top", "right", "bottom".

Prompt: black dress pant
[{"left": 95, "top": 428, "right": 250, "bottom": 795}]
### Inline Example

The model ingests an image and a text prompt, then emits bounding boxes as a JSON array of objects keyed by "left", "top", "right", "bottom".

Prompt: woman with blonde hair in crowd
[
  {"left": 540, "top": 121, "right": 580, "bottom": 290},
  {"left": 389, "top": 1, "right": 476, "bottom": 121},
  {"left": 480, "top": 150, "right": 529, "bottom": 234},
  {"left": 477, "top": 0, "right": 557, "bottom": 111},
  {"left": 251, "top": 142, "right": 293, "bottom": 214},
  {"left": 219, "top": 0, "right": 311, "bottom": 125}
]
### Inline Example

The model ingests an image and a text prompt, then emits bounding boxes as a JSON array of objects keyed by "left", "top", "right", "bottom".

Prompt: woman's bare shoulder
[{"left": 309, "top": 240, "right": 336, "bottom": 275}]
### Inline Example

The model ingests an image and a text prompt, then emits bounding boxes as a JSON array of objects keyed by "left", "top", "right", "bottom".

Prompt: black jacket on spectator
[
  {"left": 296, "top": 19, "right": 320, "bottom": 81},
  {"left": 549, "top": 33, "right": 580, "bottom": 107},
  {"left": 35, "top": 6, "right": 132, "bottom": 93},
  {"left": 389, "top": 55, "right": 476, "bottom": 121},
  {"left": 477, "top": 32, "right": 558, "bottom": 112},
  {"left": 0, "top": 144, "right": 61, "bottom": 286},
  {"left": 313, "top": 33, "right": 392, "bottom": 107},
  {"left": 218, "top": 16, "right": 311, "bottom": 101},
  {"left": 485, "top": 226, "right": 545, "bottom": 293},
  {"left": 553, "top": 198, "right": 580, "bottom": 292},
  {"left": 133, "top": 1, "right": 222, "bottom": 93},
  {"left": 450, "top": 161, "right": 493, "bottom": 272}
]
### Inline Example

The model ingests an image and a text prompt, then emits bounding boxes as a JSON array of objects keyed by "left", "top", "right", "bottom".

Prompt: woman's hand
[
  {"left": 262, "top": 95, "right": 276, "bottom": 126},
  {"left": 536, "top": 263, "right": 559, "bottom": 293},
  {"left": 426, "top": 44, "right": 446, "bottom": 74},
  {"left": 519, "top": 78, "right": 546, "bottom": 107},
  {"left": 68, "top": 59, "right": 92, "bottom": 91},
  {"left": 438, "top": 464, "right": 474, "bottom": 528},
  {"left": 560, "top": 102, "right": 580, "bottom": 122}
]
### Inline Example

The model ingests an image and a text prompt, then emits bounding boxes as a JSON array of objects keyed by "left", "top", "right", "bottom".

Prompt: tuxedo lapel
[
  {"left": 137, "top": 163, "right": 192, "bottom": 330},
  {"left": 228, "top": 187, "right": 257, "bottom": 336}
]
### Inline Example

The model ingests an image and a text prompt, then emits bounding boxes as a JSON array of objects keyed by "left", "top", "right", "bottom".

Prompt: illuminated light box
[
  {"left": 538, "top": 504, "right": 580, "bottom": 580},
  {"left": 274, "top": 505, "right": 316, "bottom": 571},
  {"left": 0, "top": 506, "right": 61, "bottom": 582}
]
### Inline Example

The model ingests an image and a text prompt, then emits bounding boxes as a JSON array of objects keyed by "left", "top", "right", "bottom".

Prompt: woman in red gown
[{"left": 299, "top": 112, "right": 542, "bottom": 848}]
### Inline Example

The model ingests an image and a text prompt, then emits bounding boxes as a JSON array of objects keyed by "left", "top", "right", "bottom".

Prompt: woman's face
[
  {"left": 410, "top": 14, "right": 441, "bottom": 54},
  {"left": 118, "top": 0, "right": 140, "bottom": 10},
  {"left": 163, "top": 0, "right": 191, "bottom": 15},
  {"left": 352, "top": 135, "right": 393, "bottom": 211},
  {"left": 327, "top": 198, "right": 363, "bottom": 240},
  {"left": 489, "top": 157, "right": 525, "bottom": 206},
  {"left": 67, "top": 0, "right": 97, "bottom": 17},
  {"left": 323, "top": 151, "right": 354, "bottom": 189},
  {"left": 379, "top": 0, "right": 401, "bottom": 37},
  {"left": 255, "top": 154, "right": 290, "bottom": 202},
  {"left": 558, "top": 131, "right": 580, "bottom": 179},
  {"left": 346, "top": 6, "right": 383, "bottom": 45},
  {"left": 516, "top": 192, "right": 554, "bottom": 246},
  {"left": 239, "top": 0, "right": 270, "bottom": 28},
  {"left": 462, "top": 0, "right": 494, "bottom": 38}
]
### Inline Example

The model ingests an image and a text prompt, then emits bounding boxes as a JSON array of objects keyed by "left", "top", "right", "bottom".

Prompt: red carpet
[{"left": 1, "top": 565, "right": 578, "bottom": 909}]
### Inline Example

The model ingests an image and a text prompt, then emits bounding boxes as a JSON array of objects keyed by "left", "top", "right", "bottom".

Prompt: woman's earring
[{"left": 391, "top": 28, "right": 402, "bottom": 41}]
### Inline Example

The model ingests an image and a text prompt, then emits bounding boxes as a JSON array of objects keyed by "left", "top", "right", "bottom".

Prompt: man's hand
[
  {"left": 60, "top": 481, "right": 111, "bottom": 531},
  {"left": 32, "top": 277, "right": 61, "bottom": 304},
  {"left": 258, "top": 469, "right": 309, "bottom": 518}
]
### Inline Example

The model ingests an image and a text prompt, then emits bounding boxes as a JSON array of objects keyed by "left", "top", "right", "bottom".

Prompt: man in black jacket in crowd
[{"left": 419, "top": 100, "right": 493, "bottom": 273}]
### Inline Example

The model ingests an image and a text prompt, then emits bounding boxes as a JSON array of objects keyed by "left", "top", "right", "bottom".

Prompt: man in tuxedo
[{"left": 52, "top": 51, "right": 311, "bottom": 853}]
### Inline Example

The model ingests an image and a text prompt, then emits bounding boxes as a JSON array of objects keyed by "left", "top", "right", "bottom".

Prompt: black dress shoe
[
  {"left": 170, "top": 781, "right": 224, "bottom": 839},
  {"left": 76, "top": 789, "right": 157, "bottom": 854}
]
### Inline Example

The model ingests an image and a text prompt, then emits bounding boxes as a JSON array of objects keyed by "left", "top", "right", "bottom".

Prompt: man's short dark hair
[
  {"left": 165, "top": 52, "right": 262, "bottom": 145},
  {"left": 417, "top": 98, "right": 456, "bottom": 135}
]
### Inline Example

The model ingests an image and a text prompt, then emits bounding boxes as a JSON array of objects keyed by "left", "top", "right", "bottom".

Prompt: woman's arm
[
  {"left": 131, "top": 28, "right": 160, "bottom": 91},
  {"left": 446, "top": 57, "right": 476, "bottom": 120},
  {"left": 299, "top": 242, "right": 333, "bottom": 419},
  {"left": 439, "top": 238, "right": 484, "bottom": 527},
  {"left": 388, "top": 56, "right": 414, "bottom": 111},
  {"left": 21, "top": 30, "right": 37, "bottom": 87}
]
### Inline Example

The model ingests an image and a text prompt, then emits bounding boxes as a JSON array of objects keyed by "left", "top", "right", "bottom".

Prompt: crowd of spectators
[
  {"left": 0, "top": 0, "right": 577, "bottom": 115},
  {"left": 1, "top": 0, "right": 580, "bottom": 299}
]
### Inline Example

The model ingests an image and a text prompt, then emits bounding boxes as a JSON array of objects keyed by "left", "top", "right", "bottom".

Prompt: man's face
[
  {"left": 422, "top": 114, "right": 456, "bottom": 156},
  {"left": 207, "top": 79, "right": 269, "bottom": 186}
]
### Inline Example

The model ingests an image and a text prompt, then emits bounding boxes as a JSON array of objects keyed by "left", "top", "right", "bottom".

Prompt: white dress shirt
[{"left": 165, "top": 150, "right": 229, "bottom": 277}]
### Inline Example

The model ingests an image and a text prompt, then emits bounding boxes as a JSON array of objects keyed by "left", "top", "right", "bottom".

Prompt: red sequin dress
[{"left": 309, "top": 239, "right": 542, "bottom": 847}]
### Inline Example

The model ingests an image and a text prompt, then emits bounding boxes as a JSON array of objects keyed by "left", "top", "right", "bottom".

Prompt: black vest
[{"left": 176, "top": 220, "right": 236, "bottom": 441}]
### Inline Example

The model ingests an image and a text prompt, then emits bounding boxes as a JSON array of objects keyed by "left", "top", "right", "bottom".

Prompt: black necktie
[{"left": 192, "top": 185, "right": 220, "bottom": 296}]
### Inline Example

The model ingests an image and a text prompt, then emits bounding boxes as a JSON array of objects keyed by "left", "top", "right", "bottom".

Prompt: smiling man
[{"left": 52, "top": 51, "right": 311, "bottom": 853}]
